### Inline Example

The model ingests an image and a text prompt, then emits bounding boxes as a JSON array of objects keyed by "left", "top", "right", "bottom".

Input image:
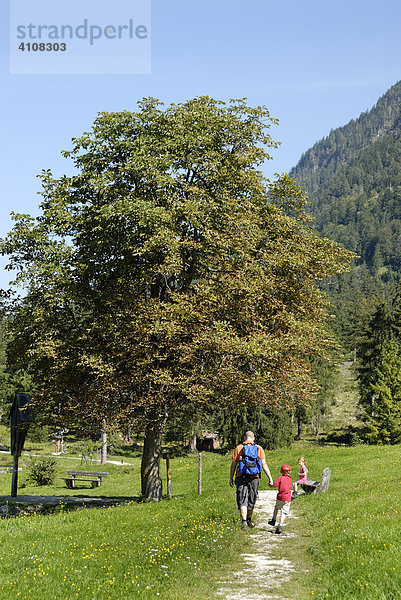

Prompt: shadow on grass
[
  {"left": 0, "top": 494, "right": 140, "bottom": 504},
  {"left": 0, "top": 493, "right": 155, "bottom": 518},
  {"left": 319, "top": 426, "right": 366, "bottom": 446},
  {"left": 1, "top": 492, "right": 185, "bottom": 507}
]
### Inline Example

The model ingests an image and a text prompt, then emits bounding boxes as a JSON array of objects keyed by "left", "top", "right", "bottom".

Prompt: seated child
[
  {"left": 268, "top": 464, "right": 292, "bottom": 534},
  {"left": 292, "top": 456, "right": 307, "bottom": 498}
]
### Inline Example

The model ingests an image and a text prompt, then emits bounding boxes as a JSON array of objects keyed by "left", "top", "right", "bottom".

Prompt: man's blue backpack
[{"left": 238, "top": 443, "right": 262, "bottom": 476}]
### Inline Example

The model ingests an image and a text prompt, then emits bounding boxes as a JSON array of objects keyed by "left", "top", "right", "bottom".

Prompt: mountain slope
[
  {"left": 289, "top": 81, "right": 401, "bottom": 343},
  {"left": 291, "top": 80, "right": 401, "bottom": 195}
]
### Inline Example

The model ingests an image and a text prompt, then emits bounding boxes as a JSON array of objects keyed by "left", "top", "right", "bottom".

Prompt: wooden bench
[
  {"left": 299, "top": 467, "right": 331, "bottom": 495},
  {"left": 59, "top": 469, "right": 109, "bottom": 489}
]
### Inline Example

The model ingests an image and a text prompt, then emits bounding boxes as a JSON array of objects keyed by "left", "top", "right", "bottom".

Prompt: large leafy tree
[{"left": 1, "top": 97, "right": 352, "bottom": 499}]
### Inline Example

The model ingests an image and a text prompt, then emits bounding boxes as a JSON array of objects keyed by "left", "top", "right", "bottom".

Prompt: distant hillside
[
  {"left": 291, "top": 81, "right": 401, "bottom": 195},
  {"left": 290, "top": 81, "right": 401, "bottom": 344}
]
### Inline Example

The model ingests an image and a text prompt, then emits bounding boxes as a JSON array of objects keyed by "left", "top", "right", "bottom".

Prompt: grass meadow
[
  {"left": 0, "top": 447, "right": 251, "bottom": 600},
  {"left": 0, "top": 427, "right": 401, "bottom": 599},
  {"left": 280, "top": 443, "right": 401, "bottom": 600}
]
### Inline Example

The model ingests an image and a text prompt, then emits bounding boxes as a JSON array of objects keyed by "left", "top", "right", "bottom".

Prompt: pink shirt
[
  {"left": 297, "top": 465, "right": 307, "bottom": 483},
  {"left": 273, "top": 474, "right": 292, "bottom": 502}
]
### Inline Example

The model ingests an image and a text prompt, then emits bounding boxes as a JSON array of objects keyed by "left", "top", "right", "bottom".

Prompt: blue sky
[{"left": 1, "top": 0, "right": 401, "bottom": 289}]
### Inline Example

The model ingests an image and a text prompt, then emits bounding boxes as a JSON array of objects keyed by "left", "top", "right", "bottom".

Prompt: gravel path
[{"left": 217, "top": 489, "right": 295, "bottom": 600}]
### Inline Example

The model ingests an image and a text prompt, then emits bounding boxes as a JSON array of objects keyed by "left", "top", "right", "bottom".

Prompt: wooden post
[
  {"left": 100, "top": 419, "right": 107, "bottom": 464},
  {"left": 166, "top": 455, "right": 172, "bottom": 499},
  {"left": 11, "top": 454, "right": 19, "bottom": 498},
  {"left": 198, "top": 453, "right": 202, "bottom": 495}
]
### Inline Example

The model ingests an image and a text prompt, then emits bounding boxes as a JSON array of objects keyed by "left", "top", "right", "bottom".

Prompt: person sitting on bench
[{"left": 292, "top": 456, "right": 307, "bottom": 498}]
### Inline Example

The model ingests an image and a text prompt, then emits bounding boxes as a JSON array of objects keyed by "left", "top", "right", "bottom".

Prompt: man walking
[{"left": 229, "top": 431, "right": 274, "bottom": 529}]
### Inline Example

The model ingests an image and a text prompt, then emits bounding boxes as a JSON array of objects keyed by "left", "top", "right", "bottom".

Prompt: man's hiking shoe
[
  {"left": 241, "top": 520, "right": 248, "bottom": 530},
  {"left": 247, "top": 520, "right": 255, "bottom": 528},
  {"left": 268, "top": 518, "right": 276, "bottom": 526},
  {"left": 291, "top": 492, "right": 298, "bottom": 500},
  {"left": 275, "top": 524, "right": 282, "bottom": 534}
]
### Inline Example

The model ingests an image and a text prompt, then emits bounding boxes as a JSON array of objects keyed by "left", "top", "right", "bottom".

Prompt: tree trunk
[
  {"left": 188, "top": 434, "right": 197, "bottom": 453},
  {"left": 141, "top": 420, "right": 164, "bottom": 500},
  {"left": 295, "top": 415, "right": 302, "bottom": 440},
  {"left": 124, "top": 424, "right": 132, "bottom": 445},
  {"left": 100, "top": 419, "right": 107, "bottom": 464}
]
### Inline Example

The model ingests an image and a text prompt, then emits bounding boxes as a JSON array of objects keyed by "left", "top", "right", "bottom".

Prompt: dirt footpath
[{"left": 217, "top": 489, "right": 295, "bottom": 600}]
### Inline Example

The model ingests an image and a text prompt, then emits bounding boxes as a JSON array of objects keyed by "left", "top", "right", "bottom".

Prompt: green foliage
[
  {"left": 305, "top": 356, "right": 341, "bottom": 437},
  {"left": 25, "top": 423, "right": 51, "bottom": 443},
  {"left": 0, "top": 315, "right": 33, "bottom": 421},
  {"left": 354, "top": 284, "right": 401, "bottom": 443},
  {"left": 105, "top": 432, "right": 123, "bottom": 450},
  {"left": 163, "top": 405, "right": 216, "bottom": 452},
  {"left": 217, "top": 405, "right": 292, "bottom": 450},
  {"left": 366, "top": 339, "right": 401, "bottom": 443},
  {"left": 76, "top": 438, "right": 98, "bottom": 464},
  {"left": 356, "top": 298, "right": 392, "bottom": 411},
  {"left": 27, "top": 456, "right": 56, "bottom": 486}
]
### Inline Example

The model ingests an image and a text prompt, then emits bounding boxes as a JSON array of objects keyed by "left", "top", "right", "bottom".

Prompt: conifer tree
[
  {"left": 367, "top": 340, "right": 401, "bottom": 444},
  {"left": 356, "top": 299, "right": 391, "bottom": 415}
]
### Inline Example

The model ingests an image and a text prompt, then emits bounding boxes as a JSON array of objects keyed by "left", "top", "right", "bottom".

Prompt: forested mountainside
[{"left": 290, "top": 81, "right": 401, "bottom": 344}]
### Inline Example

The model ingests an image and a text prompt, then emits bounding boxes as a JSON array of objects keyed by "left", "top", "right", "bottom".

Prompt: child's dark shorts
[{"left": 235, "top": 475, "right": 259, "bottom": 510}]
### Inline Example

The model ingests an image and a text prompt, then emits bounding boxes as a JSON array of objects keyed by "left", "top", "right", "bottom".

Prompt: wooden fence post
[
  {"left": 11, "top": 454, "right": 19, "bottom": 498},
  {"left": 198, "top": 453, "right": 202, "bottom": 495}
]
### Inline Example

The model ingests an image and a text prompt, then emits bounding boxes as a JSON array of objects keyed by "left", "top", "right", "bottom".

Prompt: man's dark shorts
[{"left": 235, "top": 475, "right": 259, "bottom": 510}]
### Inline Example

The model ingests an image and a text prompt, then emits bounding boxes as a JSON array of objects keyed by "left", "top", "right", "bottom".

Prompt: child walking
[
  {"left": 268, "top": 464, "right": 292, "bottom": 534},
  {"left": 292, "top": 456, "right": 307, "bottom": 498}
]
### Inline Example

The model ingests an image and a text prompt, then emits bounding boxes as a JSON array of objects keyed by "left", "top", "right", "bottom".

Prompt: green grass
[
  {"left": 273, "top": 444, "right": 401, "bottom": 600},
  {"left": 2, "top": 415, "right": 401, "bottom": 599},
  {"left": 0, "top": 451, "right": 252, "bottom": 600}
]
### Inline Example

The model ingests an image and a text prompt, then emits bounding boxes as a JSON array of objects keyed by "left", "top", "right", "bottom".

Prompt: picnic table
[{"left": 59, "top": 469, "right": 109, "bottom": 489}]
